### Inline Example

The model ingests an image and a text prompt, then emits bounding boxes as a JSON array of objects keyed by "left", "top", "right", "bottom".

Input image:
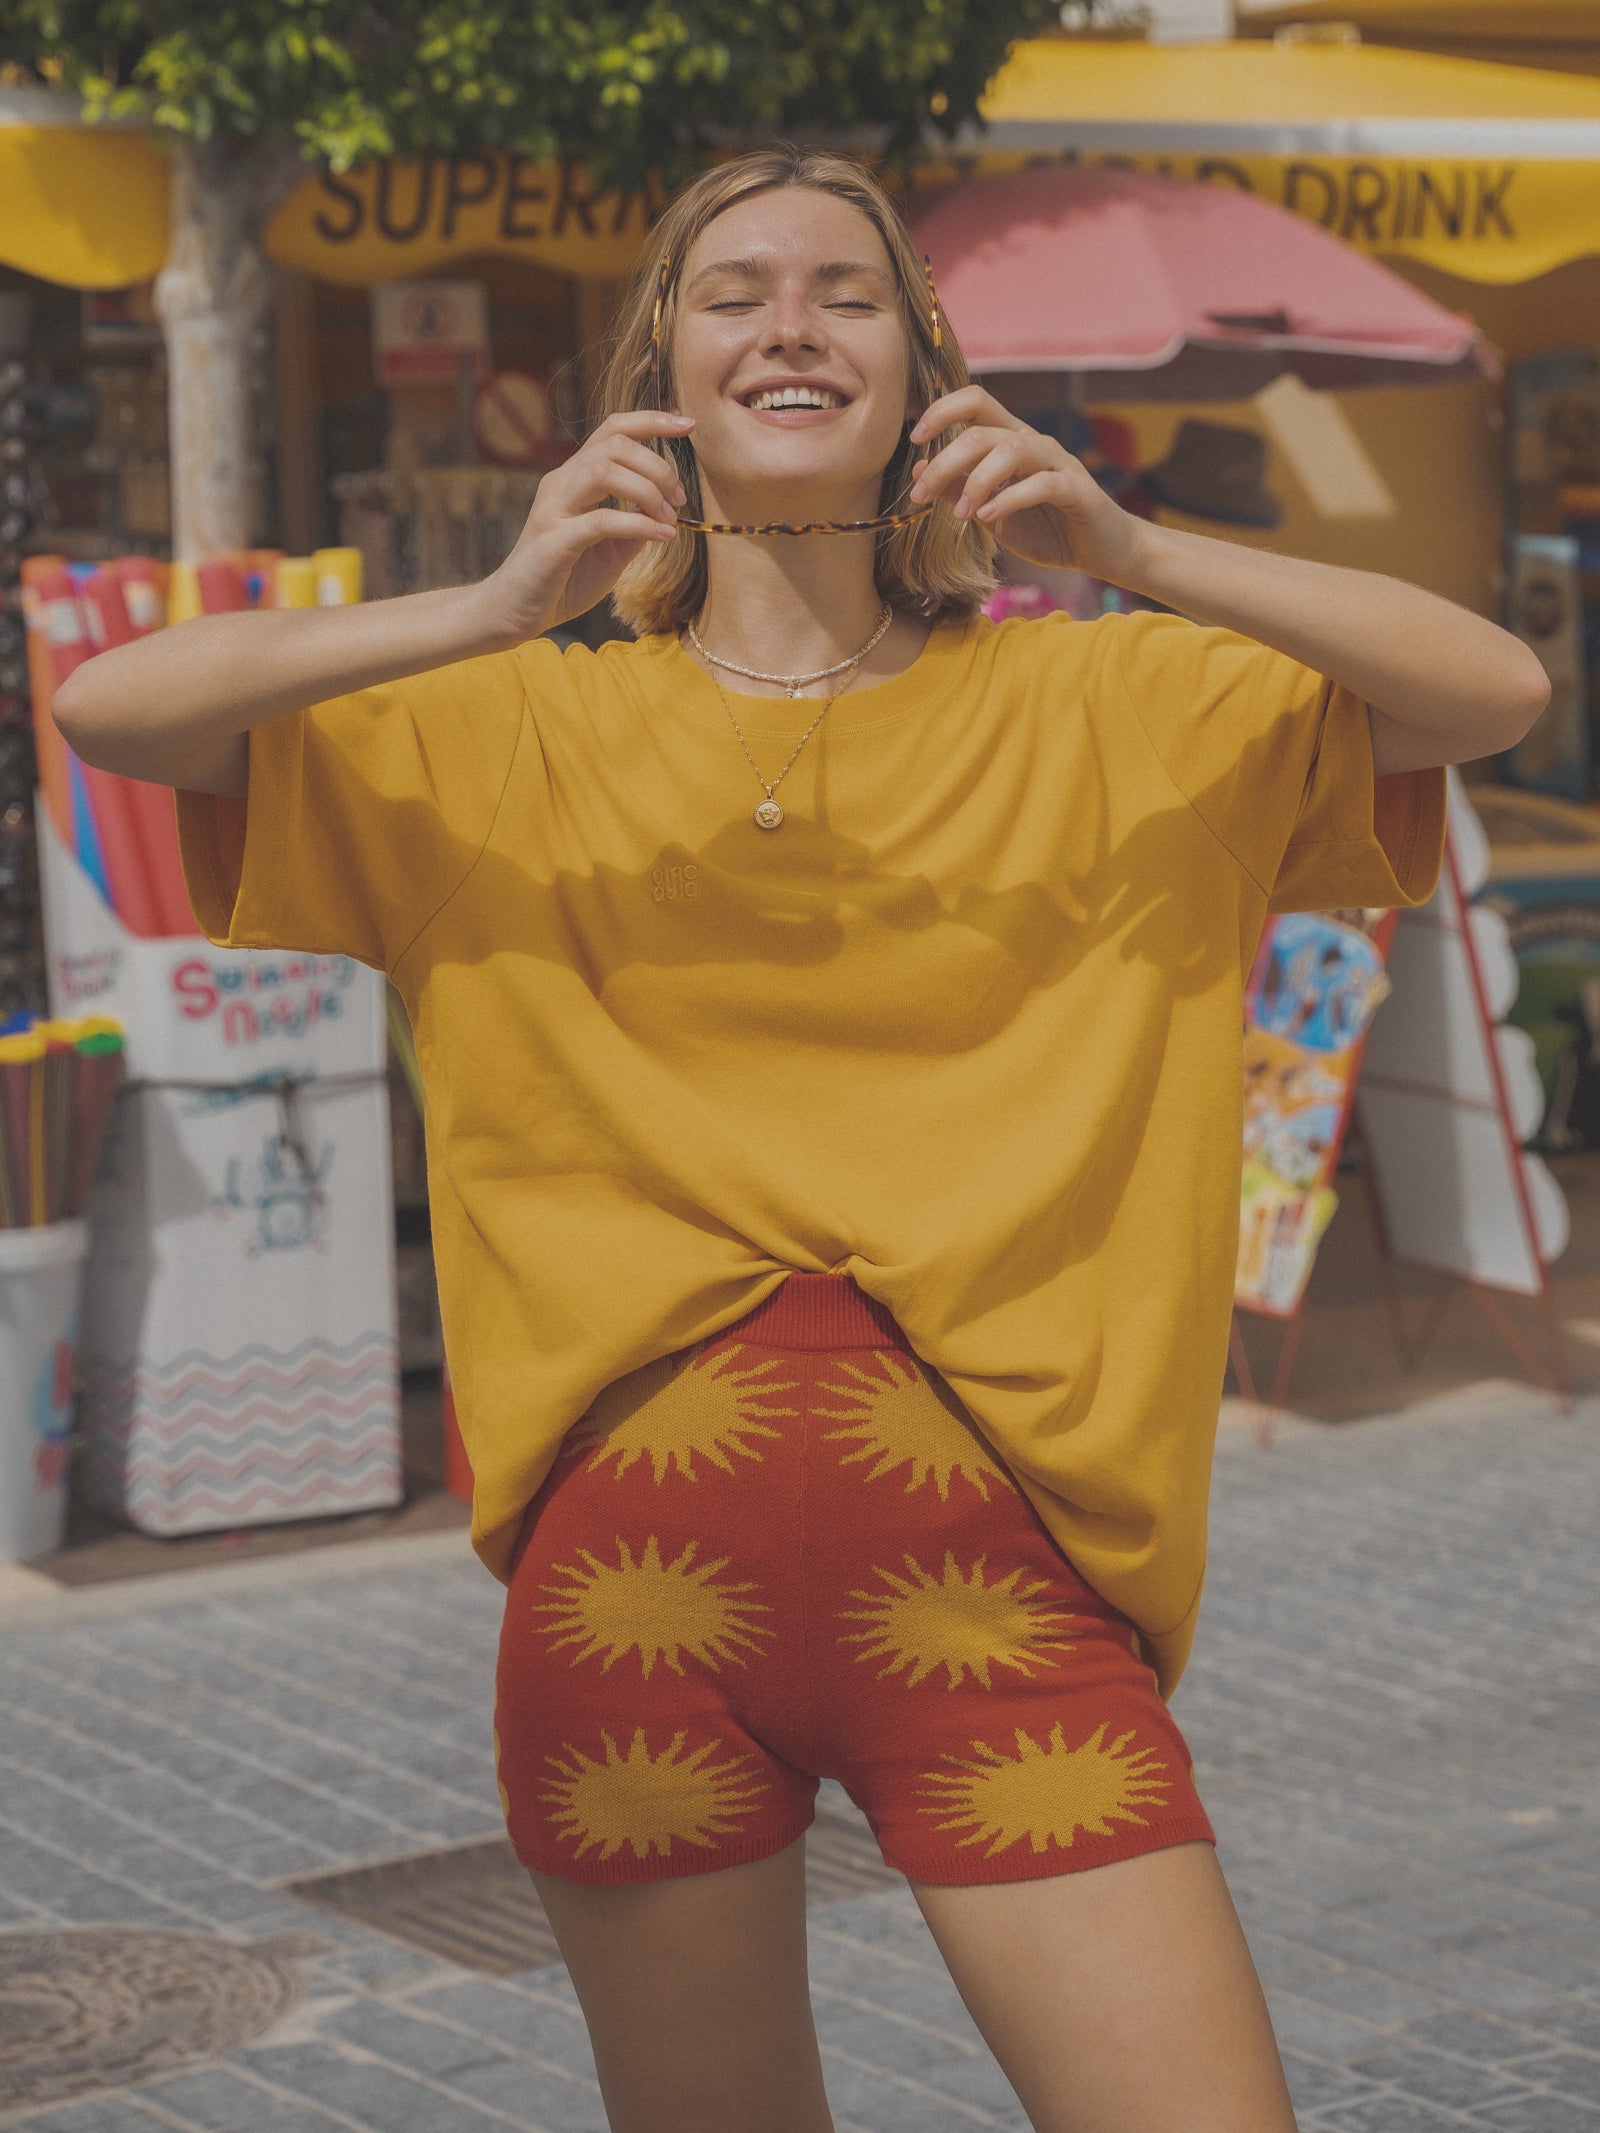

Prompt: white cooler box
[{"left": 38, "top": 807, "right": 402, "bottom": 1536}]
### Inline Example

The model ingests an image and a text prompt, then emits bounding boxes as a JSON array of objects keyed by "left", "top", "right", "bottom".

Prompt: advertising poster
[{"left": 1237, "top": 909, "right": 1397, "bottom": 1318}]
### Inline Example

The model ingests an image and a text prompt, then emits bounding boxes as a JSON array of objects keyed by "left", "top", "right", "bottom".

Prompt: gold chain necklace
[
  {"left": 703, "top": 640, "right": 880, "bottom": 830},
  {"left": 686, "top": 606, "right": 892, "bottom": 697}
]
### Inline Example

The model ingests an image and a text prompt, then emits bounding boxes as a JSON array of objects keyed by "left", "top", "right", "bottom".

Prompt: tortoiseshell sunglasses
[{"left": 648, "top": 250, "right": 945, "bottom": 538}]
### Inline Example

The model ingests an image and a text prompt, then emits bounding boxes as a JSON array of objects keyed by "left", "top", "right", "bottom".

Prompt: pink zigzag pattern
[
  {"left": 91, "top": 1385, "right": 399, "bottom": 1451},
  {"left": 82, "top": 1350, "right": 393, "bottom": 1406},
  {"left": 84, "top": 1330, "right": 403, "bottom": 1533},
  {"left": 120, "top": 1428, "right": 401, "bottom": 1491}
]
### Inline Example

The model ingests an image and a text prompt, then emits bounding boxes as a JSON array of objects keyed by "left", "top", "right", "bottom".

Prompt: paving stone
[
  {"left": 1, "top": 1396, "right": 1595, "bottom": 2131},
  {"left": 1469, "top": 2099, "right": 1600, "bottom": 2132},
  {"left": 134, "top": 2065, "right": 343, "bottom": 2131},
  {"left": 435, "top": 2052, "right": 609, "bottom": 2130},
  {"left": 1315, "top": 2091, "right": 1480, "bottom": 2129},
  {"left": 1504, "top": 2049, "right": 1600, "bottom": 2103},
  {"left": 812, "top": 1989, "right": 986, "bottom": 2075},
  {"left": 1282, "top": 2055, "right": 1388, "bottom": 2114},
  {"left": 401, "top": 1980, "right": 599, "bottom": 2077},
  {"left": 318, "top": 2000, "right": 515, "bottom": 2079},
  {"left": 1263, "top": 1995, "right": 1391, "bottom": 2065},
  {"left": 10, "top": 2098, "right": 177, "bottom": 2132},
  {"left": 230, "top": 2041, "right": 515, "bottom": 2131},
  {"left": 1348, "top": 2048, "right": 1537, "bottom": 2110},
  {"left": 1401, "top": 2011, "right": 1556, "bottom": 2065}
]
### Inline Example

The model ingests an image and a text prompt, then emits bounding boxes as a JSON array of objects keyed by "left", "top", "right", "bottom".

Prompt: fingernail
[
  {"left": 954, "top": 498, "right": 970, "bottom": 519},
  {"left": 909, "top": 481, "right": 926, "bottom": 503}
]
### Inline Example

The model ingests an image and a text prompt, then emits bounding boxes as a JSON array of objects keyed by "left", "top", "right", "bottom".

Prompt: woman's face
[{"left": 670, "top": 186, "right": 913, "bottom": 524}]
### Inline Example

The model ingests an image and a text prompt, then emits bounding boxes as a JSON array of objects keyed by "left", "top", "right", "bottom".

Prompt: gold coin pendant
[{"left": 754, "top": 799, "right": 784, "bottom": 830}]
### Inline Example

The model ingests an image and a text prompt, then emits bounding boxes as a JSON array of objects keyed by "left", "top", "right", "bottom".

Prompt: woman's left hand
[{"left": 910, "top": 388, "right": 1146, "bottom": 587}]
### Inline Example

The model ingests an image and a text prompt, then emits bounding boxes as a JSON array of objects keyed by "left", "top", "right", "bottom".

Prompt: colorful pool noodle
[
  {"left": 112, "top": 556, "right": 167, "bottom": 632},
  {"left": 58, "top": 572, "right": 163, "bottom": 937},
  {"left": 78, "top": 571, "right": 195, "bottom": 937},
  {"left": 19, "top": 555, "right": 75, "bottom": 851},
  {"left": 196, "top": 558, "right": 249, "bottom": 614}
]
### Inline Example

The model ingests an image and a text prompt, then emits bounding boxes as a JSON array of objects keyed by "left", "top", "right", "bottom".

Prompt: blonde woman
[{"left": 59, "top": 146, "right": 1545, "bottom": 2133}]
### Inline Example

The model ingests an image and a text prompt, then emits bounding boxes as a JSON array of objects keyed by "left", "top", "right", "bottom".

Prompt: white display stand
[
  {"left": 1355, "top": 770, "right": 1572, "bottom": 1396},
  {"left": 36, "top": 807, "right": 403, "bottom": 1535}
]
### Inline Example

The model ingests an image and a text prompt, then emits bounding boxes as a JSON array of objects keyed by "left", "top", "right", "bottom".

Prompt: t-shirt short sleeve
[
  {"left": 175, "top": 649, "right": 527, "bottom": 973},
  {"left": 1113, "top": 609, "right": 1446, "bottom": 914}
]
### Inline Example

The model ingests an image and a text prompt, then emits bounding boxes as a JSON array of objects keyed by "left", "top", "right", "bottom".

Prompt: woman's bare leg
[
  {"left": 909, "top": 1841, "right": 1297, "bottom": 2133},
  {"left": 531, "top": 1831, "right": 834, "bottom": 2133}
]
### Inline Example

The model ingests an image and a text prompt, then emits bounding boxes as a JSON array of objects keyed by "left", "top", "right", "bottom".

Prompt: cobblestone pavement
[{"left": 1, "top": 1382, "right": 1596, "bottom": 2132}]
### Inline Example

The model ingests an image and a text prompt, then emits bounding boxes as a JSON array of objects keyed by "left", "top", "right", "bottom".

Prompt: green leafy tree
[{"left": 1, "top": 1, "right": 1065, "bottom": 555}]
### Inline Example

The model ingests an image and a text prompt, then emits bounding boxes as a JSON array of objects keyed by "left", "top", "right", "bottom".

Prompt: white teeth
[{"left": 747, "top": 387, "right": 841, "bottom": 411}]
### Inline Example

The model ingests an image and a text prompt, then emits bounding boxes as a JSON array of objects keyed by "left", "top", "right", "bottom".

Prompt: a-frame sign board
[{"left": 1231, "top": 772, "right": 1572, "bottom": 1412}]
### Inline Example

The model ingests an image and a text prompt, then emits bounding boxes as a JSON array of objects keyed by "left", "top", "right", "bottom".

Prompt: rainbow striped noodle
[{"left": 81, "top": 1330, "right": 402, "bottom": 1534}]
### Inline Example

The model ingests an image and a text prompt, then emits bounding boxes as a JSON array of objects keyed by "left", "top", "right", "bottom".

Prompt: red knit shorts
[{"left": 494, "top": 1275, "right": 1214, "bottom": 1888}]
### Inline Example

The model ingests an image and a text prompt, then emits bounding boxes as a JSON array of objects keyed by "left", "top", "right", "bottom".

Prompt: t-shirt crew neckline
[{"left": 643, "top": 618, "right": 978, "bottom": 733}]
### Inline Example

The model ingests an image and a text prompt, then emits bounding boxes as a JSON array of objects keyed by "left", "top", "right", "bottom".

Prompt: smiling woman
[
  {"left": 605, "top": 150, "right": 988, "bottom": 608},
  {"left": 50, "top": 142, "right": 1544, "bottom": 2133}
]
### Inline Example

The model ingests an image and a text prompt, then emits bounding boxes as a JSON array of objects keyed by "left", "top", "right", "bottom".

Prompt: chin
[{"left": 707, "top": 454, "right": 887, "bottom": 523}]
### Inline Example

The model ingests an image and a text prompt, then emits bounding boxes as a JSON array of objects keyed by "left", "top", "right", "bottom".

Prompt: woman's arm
[
  {"left": 52, "top": 411, "right": 691, "bottom": 796},
  {"left": 54, "top": 584, "right": 513, "bottom": 796},
  {"left": 1095, "top": 525, "right": 1549, "bottom": 777},
  {"left": 910, "top": 388, "right": 1550, "bottom": 777}
]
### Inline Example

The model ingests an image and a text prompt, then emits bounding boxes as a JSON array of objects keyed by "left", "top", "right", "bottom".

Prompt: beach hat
[{"left": 1143, "top": 420, "right": 1283, "bottom": 530}]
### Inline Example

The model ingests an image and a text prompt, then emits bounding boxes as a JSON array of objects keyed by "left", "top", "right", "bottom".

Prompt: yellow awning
[
  {"left": 1236, "top": 0, "right": 1600, "bottom": 41},
  {"left": 0, "top": 91, "right": 651, "bottom": 291},
  {"left": 261, "top": 154, "right": 653, "bottom": 285},
  {"left": 0, "top": 96, "right": 168, "bottom": 288},
  {"left": 972, "top": 38, "right": 1600, "bottom": 281},
  {"left": 8, "top": 44, "right": 1600, "bottom": 294}
]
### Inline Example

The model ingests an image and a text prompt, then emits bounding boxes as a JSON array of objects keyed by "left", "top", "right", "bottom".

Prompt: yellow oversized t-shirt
[{"left": 178, "top": 611, "right": 1446, "bottom": 1695}]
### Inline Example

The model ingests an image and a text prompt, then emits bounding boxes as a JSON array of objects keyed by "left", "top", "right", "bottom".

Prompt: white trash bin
[{"left": 0, "top": 1218, "right": 90, "bottom": 1563}]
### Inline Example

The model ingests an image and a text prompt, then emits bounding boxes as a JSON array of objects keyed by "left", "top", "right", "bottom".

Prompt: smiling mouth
[{"left": 741, "top": 386, "right": 847, "bottom": 411}]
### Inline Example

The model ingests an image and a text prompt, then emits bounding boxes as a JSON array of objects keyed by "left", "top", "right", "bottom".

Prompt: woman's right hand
[{"left": 479, "top": 412, "right": 694, "bottom": 639}]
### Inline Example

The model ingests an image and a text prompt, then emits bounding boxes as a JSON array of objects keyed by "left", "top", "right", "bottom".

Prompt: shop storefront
[{"left": 7, "top": 40, "right": 1600, "bottom": 1445}]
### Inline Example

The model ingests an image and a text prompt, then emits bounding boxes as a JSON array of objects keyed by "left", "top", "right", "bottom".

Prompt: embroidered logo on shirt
[{"left": 651, "top": 863, "right": 699, "bottom": 903}]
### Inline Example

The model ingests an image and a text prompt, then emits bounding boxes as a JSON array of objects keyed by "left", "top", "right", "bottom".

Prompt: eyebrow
[{"left": 682, "top": 255, "right": 896, "bottom": 295}]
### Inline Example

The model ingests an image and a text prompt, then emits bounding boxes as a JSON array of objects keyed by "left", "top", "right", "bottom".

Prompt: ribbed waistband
[{"left": 729, "top": 1272, "right": 910, "bottom": 1353}]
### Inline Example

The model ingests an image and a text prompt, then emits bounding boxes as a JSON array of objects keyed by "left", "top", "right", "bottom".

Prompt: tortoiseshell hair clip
[{"left": 647, "top": 250, "right": 945, "bottom": 538}]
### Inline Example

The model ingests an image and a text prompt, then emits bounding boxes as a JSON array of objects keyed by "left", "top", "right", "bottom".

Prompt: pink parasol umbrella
[{"left": 911, "top": 165, "right": 1486, "bottom": 400}]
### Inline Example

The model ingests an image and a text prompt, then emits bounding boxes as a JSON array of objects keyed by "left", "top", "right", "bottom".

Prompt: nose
[{"left": 760, "top": 291, "right": 825, "bottom": 359}]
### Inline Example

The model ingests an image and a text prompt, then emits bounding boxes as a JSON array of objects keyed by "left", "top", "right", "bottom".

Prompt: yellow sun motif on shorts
[
  {"left": 837, "top": 1551, "right": 1078, "bottom": 1689},
  {"left": 816, "top": 1353, "right": 1014, "bottom": 1499},
  {"left": 532, "top": 1533, "right": 774, "bottom": 1676},
  {"left": 917, "top": 1723, "right": 1171, "bottom": 1857},
  {"left": 540, "top": 1726, "right": 768, "bottom": 1863},
  {"left": 565, "top": 1344, "right": 798, "bottom": 1484}
]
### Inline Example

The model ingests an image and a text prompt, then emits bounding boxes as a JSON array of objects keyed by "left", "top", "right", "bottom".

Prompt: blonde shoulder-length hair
[{"left": 595, "top": 146, "right": 996, "bottom": 639}]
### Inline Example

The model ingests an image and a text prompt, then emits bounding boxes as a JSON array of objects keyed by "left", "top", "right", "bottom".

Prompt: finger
[
  {"left": 567, "top": 508, "right": 678, "bottom": 548},
  {"left": 974, "top": 468, "right": 1064, "bottom": 525},
  {"left": 571, "top": 460, "right": 681, "bottom": 523},
  {"left": 604, "top": 435, "right": 689, "bottom": 508},
  {"left": 595, "top": 409, "right": 696, "bottom": 443},
  {"left": 910, "top": 387, "right": 1019, "bottom": 446},
  {"left": 949, "top": 440, "right": 1032, "bottom": 521},
  {"left": 910, "top": 426, "right": 1014, "bottom": 504}
]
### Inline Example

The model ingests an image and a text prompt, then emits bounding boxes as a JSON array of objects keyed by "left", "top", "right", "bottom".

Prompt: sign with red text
[{"left": 371, "top": 279, "right": 488, "bottom": 388}]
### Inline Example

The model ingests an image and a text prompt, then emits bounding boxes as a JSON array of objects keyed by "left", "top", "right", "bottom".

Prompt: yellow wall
[
  {"left": 1054, "top": 257, "right": 1600, "bottom": 624},
  {"left": 1074, "top": 374, "right": 1504, "bottom": 615}
]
